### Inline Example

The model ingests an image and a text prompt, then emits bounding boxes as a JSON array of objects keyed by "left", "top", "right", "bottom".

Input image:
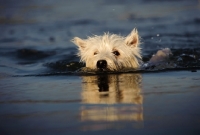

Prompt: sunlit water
[{"left": 0, "top": 0, "right": 200, "bottom": 134}]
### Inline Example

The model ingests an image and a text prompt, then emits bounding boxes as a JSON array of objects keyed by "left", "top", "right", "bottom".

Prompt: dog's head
[{"left": 71, "top": 28, "right": 141, "bottom": 71}]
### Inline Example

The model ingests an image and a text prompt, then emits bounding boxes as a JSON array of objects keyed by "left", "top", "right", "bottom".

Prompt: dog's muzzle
[{"left": 97, "top": 60, "right": 107, "bottom": 71}]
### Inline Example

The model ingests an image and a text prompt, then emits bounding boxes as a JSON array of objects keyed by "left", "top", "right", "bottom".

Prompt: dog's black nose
[{"left": 97, "top": 60, "right": 107, "bottom": 70}]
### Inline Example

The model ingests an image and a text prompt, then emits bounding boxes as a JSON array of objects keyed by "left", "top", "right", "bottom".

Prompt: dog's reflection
[
  {"left": 97, "top": 75, "right": 109, "bottom": 92},
  {"left": 80, "top": 73, "right": 143, "bottom": 125}
]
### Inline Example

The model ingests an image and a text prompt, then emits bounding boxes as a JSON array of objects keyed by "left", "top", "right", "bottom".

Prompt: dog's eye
[
  {"left": 113, "top": 50, "right": 120, "bottom": 56},
  {"left": 94, "top": 52, "right": 98, "bottom": 55}
]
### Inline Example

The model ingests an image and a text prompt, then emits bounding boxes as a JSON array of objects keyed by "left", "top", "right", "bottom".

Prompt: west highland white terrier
[{"left": 72, "top": 28, "right": 171, "bottom": 71}]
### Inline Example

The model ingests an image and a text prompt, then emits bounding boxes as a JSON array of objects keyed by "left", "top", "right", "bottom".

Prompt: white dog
[{"left": 72, "top": 28, "right": 171, "bottom": 71}]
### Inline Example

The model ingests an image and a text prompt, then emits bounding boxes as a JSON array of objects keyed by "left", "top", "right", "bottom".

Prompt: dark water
[
  {"left": 0, "top": 0, "right": 200, "bottom": 75},
  {"left": 0, "top": 0, "right": 200, "bottom": 134}
]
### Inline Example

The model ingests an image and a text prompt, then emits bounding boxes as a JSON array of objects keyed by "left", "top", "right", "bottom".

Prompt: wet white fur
[
  {"left": 71, "top": 28, "right": 142, "bottom": 71},
  {"left": 149, "top": 48, "right": 172, "bottom": 64}
]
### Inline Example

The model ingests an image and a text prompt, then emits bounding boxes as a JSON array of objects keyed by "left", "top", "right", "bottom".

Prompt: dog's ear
[
  {"left": 125, "top": 28, "right": 139, "bottom": 47},
  {"left": 71, "top": 37, "right": 86, "bottom": 50}
]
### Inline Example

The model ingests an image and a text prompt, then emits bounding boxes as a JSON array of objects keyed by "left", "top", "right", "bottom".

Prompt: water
[
  {"left": 0, "top": 0, "right": 200, "bottom": 134},
  {"left": 0, "top": 0, "right": 200, "bottom": 75},
  {"left": 1, "top": 72, "right": 200, "bottom": 134}
]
